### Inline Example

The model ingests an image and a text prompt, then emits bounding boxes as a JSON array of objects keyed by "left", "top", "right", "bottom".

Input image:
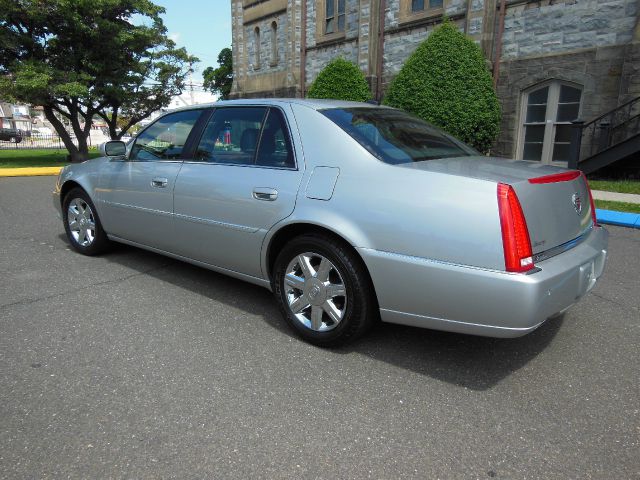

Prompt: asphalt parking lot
[{"left": 1, "top": 176, "right": 638, "bottom": 479}]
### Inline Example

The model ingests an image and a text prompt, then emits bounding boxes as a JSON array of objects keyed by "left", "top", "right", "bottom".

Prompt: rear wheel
[
  {"left": 62, "top": 188, "right": 110, "bottom": 255},
  {"left": 272, "top": 234, "right": 376, "bottom": 346}
]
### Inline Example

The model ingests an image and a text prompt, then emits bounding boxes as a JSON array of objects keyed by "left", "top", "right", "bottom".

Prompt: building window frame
[
  {"left": 270, "top": 21, "right": 278, "bottom": 67},
  {"left": 516, "top": 80, "right": 583, "bottom": 165},
  {"left": 253, "top": 26, "right": 261, "bottom": 70},
  {"left": 316, "top": 0, "right": 346, "bottom": 44},
  {"left": 399, "top": 0, "right": 444, "bottom": 25}
]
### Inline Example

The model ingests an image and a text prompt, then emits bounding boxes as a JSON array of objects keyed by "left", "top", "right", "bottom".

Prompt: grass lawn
[
  {"left": 588, "top": 179, "right": 640, "bottom": 195},
  {"left": 0, "top": 149, "right": 100, "bottom": 168},
  {"left": 595, "top": 200, "right": 640, "bottom": 214}
]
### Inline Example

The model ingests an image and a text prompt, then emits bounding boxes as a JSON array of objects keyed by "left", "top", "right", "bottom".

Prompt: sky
[{"left": 153, "top": 0, "right": 232, "bottom": 88}]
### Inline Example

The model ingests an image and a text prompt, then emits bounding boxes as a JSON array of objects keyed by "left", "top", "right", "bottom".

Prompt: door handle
[
  {"left": 253, "top": 187, "right": 278, "bottom": 201},
  {"left": 151, "top": 177, "right": 168, "bottom": 188}
]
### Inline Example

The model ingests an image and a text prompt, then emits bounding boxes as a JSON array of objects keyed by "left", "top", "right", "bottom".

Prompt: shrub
[
  {"left": 383, "top": 21, "right": 501, "bottom": 153},
  {"left": 307, "top": 58, "right": 372, "bottom": 102}
]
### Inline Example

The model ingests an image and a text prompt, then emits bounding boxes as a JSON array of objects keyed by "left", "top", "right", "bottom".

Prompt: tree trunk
[
  {"left": 44, "top": 105, "right": 89, "bottom": 163},
  {"left": 43, "top": 105, "right": 91, "bottom": 163},
  {"left": 98, "top": 108, "right": 121, "bottom": 140},
  {"left": 106, "top": 117, "right": 119, "bottom": 140}
]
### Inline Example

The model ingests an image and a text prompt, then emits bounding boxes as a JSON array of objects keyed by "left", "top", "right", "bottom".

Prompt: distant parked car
[
  {"left": 53, "top": 99, "right": 609, "bottom": 346},
  {"left": 0, "top": 128, "right": 23, "bottom": 143},
  {"left": 32, "top": 127, "right": 53, "bottom": 137}
]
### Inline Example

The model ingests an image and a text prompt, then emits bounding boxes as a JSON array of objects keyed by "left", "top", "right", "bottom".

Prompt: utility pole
[{"left": 188, "top": 62, "right": 195, "bottom": 105}]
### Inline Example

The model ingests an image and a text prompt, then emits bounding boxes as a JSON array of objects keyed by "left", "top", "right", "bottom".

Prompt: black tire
[
  {"left": 62, "top": 187, "right": 111, "bottom": 255},
  {"left": 272, "top": 234, "right": 377, "bottom": 347}
]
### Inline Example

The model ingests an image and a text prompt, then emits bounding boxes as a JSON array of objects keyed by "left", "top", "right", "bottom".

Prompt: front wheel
[
  {"left": 272, "top": 234, "right": 376, "bottom": 346},
  {"left": 62, "top": 188, "right": 110, "bottom": 255}
]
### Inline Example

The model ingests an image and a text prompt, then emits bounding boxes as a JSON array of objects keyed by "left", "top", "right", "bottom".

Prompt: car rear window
[{"left": 320, "top": 107, "right": 477, "bottom": 164}]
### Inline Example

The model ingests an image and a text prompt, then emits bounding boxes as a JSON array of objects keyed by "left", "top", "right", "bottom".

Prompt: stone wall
[
  {"left": 382, "top": 18, "right": 466, "bottom": 85},
  {"left": 304, "top": 0, "right": 362, "bottom": 86},
  {"left": 501, "top": 0, "right": 638, "bottom": 60},
  {"left": 305, "top": 40, "right": 360, "bottom": 85},
  {"left": 244, "top": 13, "right": 289, "bottom": 75},
  {"left": 619, "top": 42, "right": 640, "bottom": 103}
]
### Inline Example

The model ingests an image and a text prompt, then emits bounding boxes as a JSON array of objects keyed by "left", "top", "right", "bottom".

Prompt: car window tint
[
  {"left": 130, "top": 110, "right": 202, "bottom": 161},
  {"left": 255, "top": 108, "right": 295, "bottom": 168},
  {"left": 321, "top": 107, "right": 477, "bottom": 164},
  {"left": 195, "top": 107, "right": 268, "bottom": 164}
]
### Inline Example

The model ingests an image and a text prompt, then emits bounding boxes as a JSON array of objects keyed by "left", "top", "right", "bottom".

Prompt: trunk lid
[
  {"left": 511, "top": 172, "right": 593, "bottom": 254},
  {"left": 398, "top": 157, "right": 594, "bottom": 254}
]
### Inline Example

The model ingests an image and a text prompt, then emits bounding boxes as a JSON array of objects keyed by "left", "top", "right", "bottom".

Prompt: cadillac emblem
[{"left": 572, "top": 193, "right": 582, "bottom": 215}]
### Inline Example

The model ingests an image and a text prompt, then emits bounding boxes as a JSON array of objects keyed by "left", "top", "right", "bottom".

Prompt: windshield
[{"left": 321, "top": 107, "right": 478, "bottom": 164}]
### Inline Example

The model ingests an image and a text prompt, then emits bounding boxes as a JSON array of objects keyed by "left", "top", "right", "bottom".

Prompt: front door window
[{"left": 520, "top": 82, "right": 582, "bottom": 164}]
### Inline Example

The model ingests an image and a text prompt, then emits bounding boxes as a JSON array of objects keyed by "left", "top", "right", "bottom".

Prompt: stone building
[{"left": 231, "top": 0, "right": 639, "bottom": 164}]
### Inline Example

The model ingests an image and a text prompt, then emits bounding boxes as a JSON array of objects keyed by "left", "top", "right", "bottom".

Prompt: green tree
[
  {"left": 203, "top": 48, "right": 233, "bottom": 100},
  {"left": 383, "top": 21, "right": 501, "bottom": 153},
  {"left": 0, "top": 0, "right": 197, "bottom": 162},
  {"left": 307, "top": 58, "right": 371, "bottom": 102}
]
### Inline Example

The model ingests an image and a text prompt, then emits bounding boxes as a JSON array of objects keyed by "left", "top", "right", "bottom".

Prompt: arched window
[
  {"left": 254, "top": 26, "right": 260, "bottom": 70},
  {"left": 270, "top": 21, "right": 278, "bottom": 66},
  {"left": 519, "top": 81, "right": 583, "bottom": 164}
]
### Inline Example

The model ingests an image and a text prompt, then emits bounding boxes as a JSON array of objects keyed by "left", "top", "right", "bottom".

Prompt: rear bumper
[{"left": 358, "top": 226, "right": 608, "bottom": 338}]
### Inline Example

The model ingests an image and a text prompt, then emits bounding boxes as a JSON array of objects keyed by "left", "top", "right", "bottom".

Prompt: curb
[
  {"left": 0, "top": 166, "right": 63, "bottom": 177},
  {"left": 596, "top": 209, "right": 640, "bottom": 229}
]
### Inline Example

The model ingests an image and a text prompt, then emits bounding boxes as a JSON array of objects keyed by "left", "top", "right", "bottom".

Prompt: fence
[{"left": 0, "top": 132, "right": 110, "bottom": 150}]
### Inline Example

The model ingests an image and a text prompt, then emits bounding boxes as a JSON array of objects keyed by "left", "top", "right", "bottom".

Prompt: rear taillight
[
  {"left": 497, "top": 183, "right": 534, "bottom": 273},
  {"left": 581, "top": 173, "right": 598, "bottom": 226}
]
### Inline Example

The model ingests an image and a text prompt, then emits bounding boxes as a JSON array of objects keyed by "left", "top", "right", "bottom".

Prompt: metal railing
[
  {"left": 0, "top": 132, "right": 108, "bottom": 150},
  {"left": 569, "top": 96, "right": 640, "bottom": 169}
]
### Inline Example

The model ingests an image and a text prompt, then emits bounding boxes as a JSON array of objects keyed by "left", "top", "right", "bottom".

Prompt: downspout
[
  {"left": 492, "top": 0, "right": 507, "bottom": 89},
  {"left": 300, "top": 0, "right": 308, "bottom": 98},
  {"left": 376, "top": 0, "right": 387, "bottom": 102}
]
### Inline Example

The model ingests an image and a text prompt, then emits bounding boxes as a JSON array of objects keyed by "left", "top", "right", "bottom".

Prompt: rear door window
[
  {"left": 195, "top": 107, "right": 268, "bottom": 165},
  {"left": 255, "top": 108, "right": 295, "bottom": 168}
]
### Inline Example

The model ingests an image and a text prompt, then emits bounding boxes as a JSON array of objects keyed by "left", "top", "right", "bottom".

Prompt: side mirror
[{"left": 102, "top": 140, "right": 127, "bottom": 158}]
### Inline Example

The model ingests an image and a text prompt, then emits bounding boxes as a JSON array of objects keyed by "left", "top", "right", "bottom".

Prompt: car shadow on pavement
[
  {"left": 337, "top": 316, "right": 563, "bottom": 390},
  {"left": 95, "top": 241, "right": 563, "bottom": 392}
]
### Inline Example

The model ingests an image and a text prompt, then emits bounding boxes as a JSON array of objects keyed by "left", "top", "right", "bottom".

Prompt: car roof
[{"left": 168, "top": 98, "right": 389, "bottom": 113}]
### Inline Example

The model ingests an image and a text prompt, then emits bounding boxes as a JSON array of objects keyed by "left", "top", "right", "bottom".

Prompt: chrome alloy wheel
[
  {"left": 67, "top": 198, "right": 96, "bottom": 247},
  {"left": 284, "top": 252, "right": 347, "bottom": 332}
]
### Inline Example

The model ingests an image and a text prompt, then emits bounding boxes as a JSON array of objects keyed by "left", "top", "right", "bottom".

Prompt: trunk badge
[{"left": 572, "top": 193, "right": 582, "bottom": 215}]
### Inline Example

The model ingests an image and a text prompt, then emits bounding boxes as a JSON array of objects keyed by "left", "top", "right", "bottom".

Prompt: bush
[
  {"left": 307, "top": 58, "right": 372, "bottom": 102},
  {"left": 383, "top": 21, "right": 501, "bottom": 153}
]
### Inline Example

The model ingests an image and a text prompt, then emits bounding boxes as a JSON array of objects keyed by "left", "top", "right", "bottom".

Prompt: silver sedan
[{"left": 53, "top": 99, "right": 608, "bottom": 346}]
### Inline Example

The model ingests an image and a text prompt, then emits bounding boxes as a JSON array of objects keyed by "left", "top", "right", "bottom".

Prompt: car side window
[
  {"left": 255, "top": 108, "right": 295, "bottom": 168},
  {"left": 130, "top": 109, "right": 202, "bottom": 161},
  {"left": 195, "top": 107, "right": 268, "bottom": 164}
]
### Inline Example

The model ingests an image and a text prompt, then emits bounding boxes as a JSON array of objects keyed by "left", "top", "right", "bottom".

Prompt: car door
[
  {"left": 96, "top": 109, "right": 204, "bottom": 251},
  {"left": 173, "top": 105, "right": 304, "bottom": 278}
]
